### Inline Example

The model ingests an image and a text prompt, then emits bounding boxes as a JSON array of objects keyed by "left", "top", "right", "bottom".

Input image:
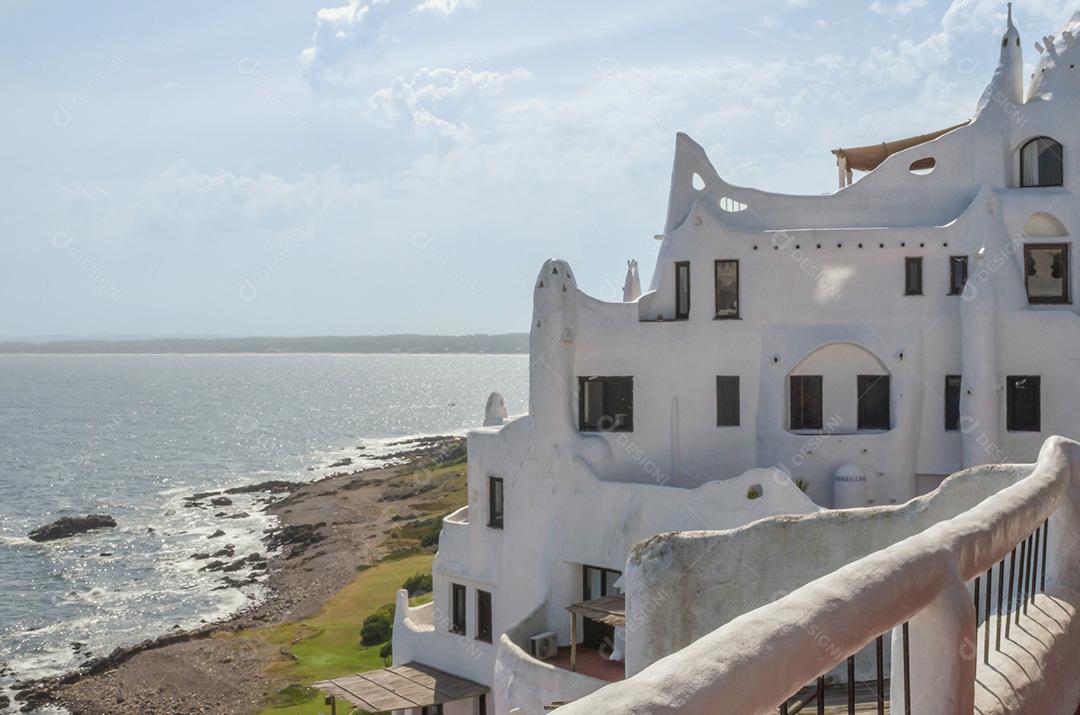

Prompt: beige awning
[
  {"left": 314, "top": 662, "right": 488, "bottom": 712},
  {"left": 832, "top": 122, "right": 969, "bottom": 173},
  {"left": 567, "top": 595, "right": 626, "bottom": 627}
]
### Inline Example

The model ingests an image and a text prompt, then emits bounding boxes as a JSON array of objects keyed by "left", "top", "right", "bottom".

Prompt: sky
[{"left": 1, "top": 0, "right": 1077, "bottom": 339}]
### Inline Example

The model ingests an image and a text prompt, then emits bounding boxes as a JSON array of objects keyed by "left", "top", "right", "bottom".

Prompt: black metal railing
[
  {"left": 777, "top": 631, "right": 896, "bottom": 715},
  {"left": 971, "top": 518, "right": 1050, "bottom": 664}
]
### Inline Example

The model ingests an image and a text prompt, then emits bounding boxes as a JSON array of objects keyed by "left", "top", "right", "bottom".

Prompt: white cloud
[
  {"left": 368, "top": 67, "right": 530, "bottom": 140},
  {"left": 301, "top": 0, "right": 479, "bottom": 91},
  {"left": 869, "top": 0, "right": 929, "bottom": 15}
]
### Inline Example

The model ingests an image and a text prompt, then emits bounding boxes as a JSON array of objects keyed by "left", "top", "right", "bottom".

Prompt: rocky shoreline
[{"left": 10, "top": 435, "right": 466, "bottom": 714}]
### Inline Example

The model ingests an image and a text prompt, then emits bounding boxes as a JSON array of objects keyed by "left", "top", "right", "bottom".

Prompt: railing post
[{"left": 890, "top": 565, "right": 976, "bottom": 714}]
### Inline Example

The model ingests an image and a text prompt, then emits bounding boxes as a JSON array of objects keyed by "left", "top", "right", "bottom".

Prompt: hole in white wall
[
  {"left": 909, "top": 157, "right": 936, "bottom": 175},
  {"left": 719, "top": 196, "right": 749, "bottom": 213},
  {"left": 691, "top": 172, "right": 706, "bottom": 191}
]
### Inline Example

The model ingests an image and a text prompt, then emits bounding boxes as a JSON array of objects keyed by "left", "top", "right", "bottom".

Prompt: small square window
[
  {"left": 578, "top": 377, "right": 633, "bottom": 432},
  {"left": 716, "top": 376, "right": 740, "bottom": 426},
  {"left": 905, "top": 257, "right": 923, "bottom": 296},
  {"left": 1007, "top": 376, "right": 1041, "bottom": 432},
  {"left": 714, "top": 260, "right": 739, "bottom": 319},
  {"left": 789, "top": 375, "right": 823, "bottom": 431},
  {"left": 944, "top": 375, "right": 962, "bottom": 431},
  {"left": 1024, "top": 244, "right": 1070, "bottom": 304},
  {"left": 949, "top": 256, "right": 968, "bottom": 295},
  {"left": 675, "top": 261, "right": 691, "bottom": 320},
  {"left": 488, "top": 477, "right": 504, "bottom": 529}
]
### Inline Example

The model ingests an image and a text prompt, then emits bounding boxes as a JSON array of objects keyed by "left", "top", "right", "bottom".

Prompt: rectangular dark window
[
  {"left": 578, "top": 376, "right": 633, "bottom": 432},
  {"left": 1024, "top": 243, "right": 1070, "bottom": 304},
  {"left": 1007, "top": 376, "right": 1041, "bottom": 432},
  {"left": 450, "top": 583, "right": 467, "bottom": 635},
  {"left": 945, "top": 375, "right": 962, "bottom": 431},
  {"left": 716, "top": 376, "right": 740, "bottom": 426},
  {"left": 714, "top": 259, "right": 739, "bottom": 319},
  {"left": 857, "top": 375, "right": 890, "bottom": 431},
  {"left": 675, "top": 261, "right": 691, "bottom": 320},
  {"left": 949, "top": 256, "right": 968, "bottom": 295},
  {"left": 421, "top": 706, "right": 444, "bottom": 715},
  {"left": 789, "top": 375, "right": 823, "bottom": 431},
  {"left": 488, "top": 476, "right": 504, "bottom": 529},
  {"left": 905, "top": 257, "right": 923, "bottom": 296},
  {"left": 476, "top": 589, "right": 492, "bottom": 643}
]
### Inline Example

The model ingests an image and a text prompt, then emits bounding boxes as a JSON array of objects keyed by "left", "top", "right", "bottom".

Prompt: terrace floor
[{"left": 547, "top": 645, "right": 625, "bottom": 683}]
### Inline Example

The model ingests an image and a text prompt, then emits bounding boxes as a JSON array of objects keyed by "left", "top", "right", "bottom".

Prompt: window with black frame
[
  {"left": 857, "top": 375, "right": 890, "bottom": 430},
  {"left": 716, "top": 376, "right": 740, "bottom": 426},
  {"left": 1024, "top": 243, "right": 1070, "bottom": 304},
  {"left": 675, "top": 261, "right": 690, "bottom": 320},
  {"left": 1020, "top": 137, "right": 1064, "bottom": 188},
  {"left": 578, "top": 376, "right": 633, "bottom": 432},
  {"left": 450, "top": 583, "right": 467, "bottom": 634},
  {"left": 476, "top": 589, "right": 492, "bottom": 643},
  {"left": 949, "top": 256, "right": 968, "bottom": 295},
  {"left": 714, "top": 259, "right": 739, "bottom": 319},
  {"left": 1007, "top": 376, "right": 1041, "bottom": 432},
  {"left": 945, "top": 375, "right": 962, "bottom": 431},
  {"left": 488, "top": 476, "right": 504, "bottom": 529},
  {"left": 905, "top": 256, "right": 923, "bottom": 296},
  {"left": 789, "top": 375, "right": 823, "bottom": 431}
]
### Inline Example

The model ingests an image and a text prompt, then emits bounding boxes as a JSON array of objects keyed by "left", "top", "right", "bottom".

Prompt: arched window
[{"left": 1020, "top": 137, "right": 1064, "bottom": 188}]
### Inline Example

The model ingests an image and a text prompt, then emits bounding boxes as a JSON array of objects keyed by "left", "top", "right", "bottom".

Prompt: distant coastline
[{"left": 0, "top": 333, "right": 528, "bottom": 355}]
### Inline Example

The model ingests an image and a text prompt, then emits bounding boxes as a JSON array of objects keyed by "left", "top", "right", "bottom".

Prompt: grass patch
[{"left": 234, "top": 553, "right": 433, "bottom": 714}]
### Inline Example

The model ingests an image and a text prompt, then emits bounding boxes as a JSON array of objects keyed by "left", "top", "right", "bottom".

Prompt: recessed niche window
[
  {"left": 476, "top": 589, "right": 493, "bottom": 643},
  {"left": 949, "top": 256, "right": 969, "bottom": 295},
  {"left": 1021, "top": 137, "right": 1064, "bottom": 188},
  {"left": 1006, "top": 376, "right": 1041, "bottom": 432},
  {"left": 675, "top": 261, "right": 691, "bottom": 320},
  {"left": 578, "top": 376, "right": 633, "bottom": 432},
  {"left": 714, "top": 259, "right": 740, "bottom": 319},
  {"left": 905, "top": 257, "right": 923, "bottom": 296},
  {"left": 944, "top": 375, "right": 962, "bottom": 431},
  {"left": 488, "top": 476, "right": 504, "bottom": 529},
  {"left": 1024, "top": 243, "right": 1070, "bottom": 304},
  {"left": 451, "top": 583, "right": 467, "bottom": 635},
  {"left": 857, "top": 375, "right": 890, "bottom": 430},
  {"left": 692, "top": 172, "right": 706, "bottom": 190},
  {"left": 716, "top": 376, "right": 740, "bottom": 427},
  {"left": 789, "top": 375, "right": 823, "bottom": 431}
]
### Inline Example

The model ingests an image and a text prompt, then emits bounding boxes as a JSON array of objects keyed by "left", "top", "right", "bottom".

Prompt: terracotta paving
[{"left": 546, "top": 645, "right": 625, "bottom": 683}]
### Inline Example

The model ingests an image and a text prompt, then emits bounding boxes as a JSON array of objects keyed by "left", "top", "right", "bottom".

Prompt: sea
[{"left": 0, "top": 353, "right": 528, "bottom": 699}]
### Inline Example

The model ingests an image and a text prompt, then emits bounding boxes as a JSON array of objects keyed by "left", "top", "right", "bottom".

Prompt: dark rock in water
[
  {"left": 208, "top": 529, "right": 226, "bottom": 539},
  {"left": 0, "top": 695, "right": 8, "bottom": 709},
  {"left": 326, "top": 457, "right": 353, "bottom": 469},
  {"left": 99, "top": 552, "right": 112, "bottom": 557},
  {"left": 224, "top": 512, "right": 250, "bottom": 520},
  {"left": 210, "top": 496, "right": 233, "bottom": 506},
  {"left": 225, "top": 480, "right": 297, "bottom": 495},
  {"left": 200, "top": 560, "right": 226, "bottom": 572},
  {"left": 190, "top": 552, "right": 210, "bottom": 560},
  {"left": 214, "top": 511, "right": 227, "bottom": 517},
  {"left": 28, "top": 515, "right": 116, "bottom": 542},
  {"left": 211, "top": 545, "right": 235, "bottom": 558}
]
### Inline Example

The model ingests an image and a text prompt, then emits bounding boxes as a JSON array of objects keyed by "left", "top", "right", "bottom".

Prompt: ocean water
[{"left": 0, "top": 353, "right": 528, "bottom": 692}]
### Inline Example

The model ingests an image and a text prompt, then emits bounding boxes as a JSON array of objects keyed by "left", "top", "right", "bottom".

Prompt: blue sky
[{"left": 1, "top": 0, "right": 1076, "bottom": 338}]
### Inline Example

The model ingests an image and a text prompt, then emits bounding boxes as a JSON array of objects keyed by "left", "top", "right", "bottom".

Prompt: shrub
[
  {"left": 380, "top": 641, "right": 393, "bottom": 665},
  {"left": 269, "top": 684, "right": 319, "bottom": 707},
  {"left": 360, "top": 603, "right": 396, "bottom": 646},
  {"left": 402, "top": 572, "right": 433, "bottom": 596}
]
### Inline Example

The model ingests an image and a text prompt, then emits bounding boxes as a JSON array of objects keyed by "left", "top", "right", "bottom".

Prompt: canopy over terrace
[
  {"left": 567, "top": 595, "right": 626, "bottom": 672},
  {"left": 832, "top": 121, "right": 969, "bottom": 188},
  {"left": 314, "top": 662, "right": 489, "bottom": 713}
]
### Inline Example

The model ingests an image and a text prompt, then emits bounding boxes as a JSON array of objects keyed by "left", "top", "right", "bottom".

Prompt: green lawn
[{"left": 226, "top": 553, "right": 434, "bottom": 715}]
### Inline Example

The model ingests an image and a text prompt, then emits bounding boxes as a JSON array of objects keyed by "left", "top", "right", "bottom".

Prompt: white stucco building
[{"left": 363, "top": 7, "right": 1080, "bottom": 714}]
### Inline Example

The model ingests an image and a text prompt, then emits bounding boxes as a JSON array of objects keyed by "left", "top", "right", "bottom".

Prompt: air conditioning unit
[{"left": 529, "top": 631, "right": 558, "bottom": 660}]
